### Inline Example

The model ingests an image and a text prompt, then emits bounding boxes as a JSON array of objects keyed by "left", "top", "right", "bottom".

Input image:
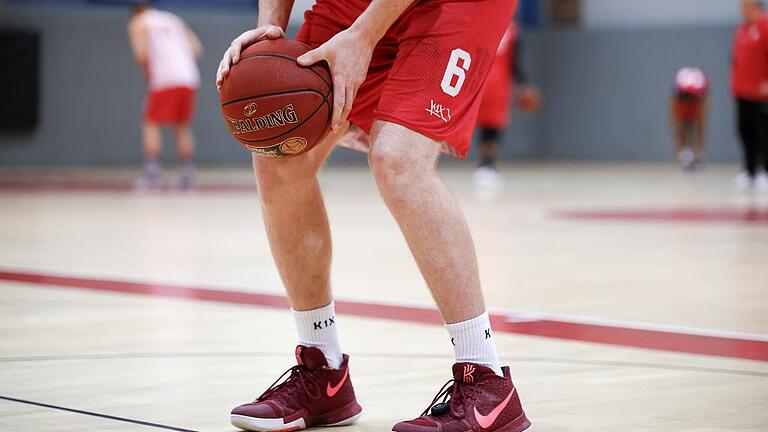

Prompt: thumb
[
  {"left": 265, "top": 26, "right": 284, "bottom": 39},
  {"left": 297, "top": 47, "right": 324, "bottom": 66}
]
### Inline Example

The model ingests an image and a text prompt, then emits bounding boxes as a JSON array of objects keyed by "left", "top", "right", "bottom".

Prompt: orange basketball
[{"left": 220, "top": 39, "right": 333, "bottom": 158}]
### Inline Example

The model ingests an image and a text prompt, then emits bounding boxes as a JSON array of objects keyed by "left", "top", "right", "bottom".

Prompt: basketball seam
[
  {"left": 236, "top": 95, "right": 330, "bottom": 144},
  {"left": 237, "top": 53, "right": 333, "bottom": 91},
  {"left": 319, "top": 92, "right": 332, "bottom": 145},
  {"left": 221, "top": 88, "right": 327, "bottom": 108}
]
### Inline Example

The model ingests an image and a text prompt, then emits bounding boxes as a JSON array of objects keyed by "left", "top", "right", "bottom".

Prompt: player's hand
[
  {"left": 216, "top": 25, "right": 285, "bottom": 92},
  {"left": 517, "top": 85, "right": 542, "bottom": 115},
  {"left": 297, "top": 29, "right": 374, "bottom": 131},
  {"left": 759, "top": 81, "right": 768, "bottom": 98}
]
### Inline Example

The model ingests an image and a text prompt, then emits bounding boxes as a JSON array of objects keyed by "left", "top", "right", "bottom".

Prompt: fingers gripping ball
[{"left": 220, "top": 39, "right": 333, "bottom": 158}]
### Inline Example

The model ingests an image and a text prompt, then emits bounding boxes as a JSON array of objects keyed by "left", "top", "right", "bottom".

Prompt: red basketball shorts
[
  {"left": 673, "top": 96, "right": 704, "bottom": 122},
  {"left": 297, "top": 0, "right": 518, "bottom": 158},
  {"left": 477, "top": 63, "right": 513, "bottom": 130},
  {"left": 145, "top": 86, "right": 197, "bottom": 125}
]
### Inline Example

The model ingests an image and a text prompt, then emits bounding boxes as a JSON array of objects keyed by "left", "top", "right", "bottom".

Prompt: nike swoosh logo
[
  {"left": 326, "top": 367, "right": 349, "bottom": 398},
  {"left": 474, "top": 387, "right": 516, "bottom": 430}
]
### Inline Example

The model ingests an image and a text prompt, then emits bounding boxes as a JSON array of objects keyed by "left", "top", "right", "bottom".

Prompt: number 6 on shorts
[{"left": 440, "top": 48, "right": 472, "bottom": 97}]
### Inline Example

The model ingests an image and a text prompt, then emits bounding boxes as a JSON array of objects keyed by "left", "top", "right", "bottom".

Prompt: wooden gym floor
[{"left": 0, "top": 163, "right": 766, "bottom": 431}]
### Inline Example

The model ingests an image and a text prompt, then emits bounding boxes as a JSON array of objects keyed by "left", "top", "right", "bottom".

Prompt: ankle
[
  {"left": 446, "top": 311, "right": 503, "bottom": 376},
  {"left": 292, "top": 301, "right": 344, "bottom": 368}
]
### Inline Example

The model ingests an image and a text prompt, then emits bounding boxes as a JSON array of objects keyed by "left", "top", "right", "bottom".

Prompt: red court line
[
  {"left": 0, "top": 179, "right": 256, "bottom": 193},
  {"left": 1, "top": 270, "right": 766, "bottom": 362},
  {"left": 553, "top": 208, "right": 768, "bottom": 224}
]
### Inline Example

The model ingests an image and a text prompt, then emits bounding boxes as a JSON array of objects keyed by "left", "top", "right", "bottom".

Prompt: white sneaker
[
  {"left": 677, "top": 148, "right": 695, "bottom": 171},
  {"left": 754, "top": 173, "right": 768, "bottom": 192},
  {"left": 474, "top": 166, "right": 504, "bottom": 190},
  {"left": 134, "top": 173, "right": 166, "bottom": 191},
  {"left": 732, "top": 172, "right": 753, "bottom": 192}
]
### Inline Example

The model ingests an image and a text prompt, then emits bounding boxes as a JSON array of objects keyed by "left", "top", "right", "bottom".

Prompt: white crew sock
[
  {"left": 446, "top": 311, "right": 503, "bottom": 376},
  {"left": 292, "top": 301, "right": 343, "bottom": 369}
]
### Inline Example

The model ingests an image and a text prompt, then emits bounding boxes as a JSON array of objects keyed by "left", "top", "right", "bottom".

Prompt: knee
[
  {"left": 368, "top": 122, "right": 441, "bottom": 194},
  {"left": 368, "top": 144, "right": 408, "bottom": 188},
  {"left": 252, "top": 154, "right": 314, "bottom": 193},
  {"left": 368, "top": 142, "right": 420, "bottom": 195},
  {"left": 174, "top": 126, "right": 191, "bottom": 137}
]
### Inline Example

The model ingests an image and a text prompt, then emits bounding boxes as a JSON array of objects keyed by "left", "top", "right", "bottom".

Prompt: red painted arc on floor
[
  {"left": 553, "top": 208, "right": 768, "bottom": 223},
  {"left": 0, "top": 179, "right": 256, "bottom": 193},
  {"left": 1, "top": 269, "right": 766, "bottom": 362}
]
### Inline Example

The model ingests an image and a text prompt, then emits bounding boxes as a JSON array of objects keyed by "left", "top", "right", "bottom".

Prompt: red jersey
[
  {"left": 673, "top": 67, "right": 708, "bottom": 121},
  {"left": 674, "top": 67, "right": 708, "bottom": 97},
  {"left": 732, "top": 15, "right": 768, "bottom": 101},
  {"left": 673, "top": 96, "right": 705, "bottom": 121}
]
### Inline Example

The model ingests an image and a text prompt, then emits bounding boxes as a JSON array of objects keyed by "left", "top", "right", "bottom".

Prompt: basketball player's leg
[
  {"left": 252, "top": 125, "right": 344, "bottom": 312},
  {"left": 675, "top": 120, "right": 696, "bottom": 170},
  {"left": 369, "top": 121, "right": 501, "bottom": 373},
  {"left": 737, "top": 99, "right": 759, "bottom": 178},
  {"left": 369, "top": 121, "right": 529, "bottom": 432},
  {"left": 140, "top": 88, "right": 180, "bottom": 189},
  {"left": 364, "top": 0, "right": 528, "bottom": 428},
  {"left": 479, "top": 127, "right": 502, "bottom": 168},
  {"left": 252, "top": 4, "right": 356, "bottom": 313},
  {"left": 369, "top": 121, "right": 485, "bottom": 323},
  {"left": 173, "top": 124, "right": 196, "bottom": 189},
  {"left": 671, "top": 118, "right": 685, "bottom": 155},
  {"left": 251, "top": 125, "right": 353, "bottom": 373},
  {"left": 138, "top": 120, "right": 164, "bottom": 189},
  {"left": 143, "top": 121, "right": 162, "bottom": 159},
  {"left": 475, "top": 127, "right": 505, "bottom": 188},
  {"left": 756, "top": 105, "right": 768, "bottom": 189},
  {"left": 227, "top": 4, "right": 368, "bottom": 430},
  {"left": 173, "top": 126, "right": 194, "bottom": 160},
  {"left": 230, "top": 125, "right": 364, "bottom": 431},
  {"left": 166, "top": 87, "right": 197, "bottom": 189},
  {"left": 692, "top": 118, "right": 706, "bottom": 164},
  {"left": 364, "top": 0, "right": 514, "bottom": 329}
]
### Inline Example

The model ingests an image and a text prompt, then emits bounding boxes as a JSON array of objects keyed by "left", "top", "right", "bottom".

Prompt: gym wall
[{"left": 0, "top": 3, "right": 742, "bottom": 165}]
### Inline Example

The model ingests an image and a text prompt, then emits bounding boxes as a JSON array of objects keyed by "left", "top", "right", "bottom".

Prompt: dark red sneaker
[
  {"left": 392, "top": 363, "right": 530, "bottom": 432},
  {"left": 231, "top": 346, "right": 362, "bottom": 431}
]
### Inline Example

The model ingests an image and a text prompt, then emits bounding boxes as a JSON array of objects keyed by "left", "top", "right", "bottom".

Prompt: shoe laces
[
  {"left": 256, "top": 365, "right": 321, "bottom": 403},
  {"left": 420, "top": 379, "right": 471, "bottom": 419}
]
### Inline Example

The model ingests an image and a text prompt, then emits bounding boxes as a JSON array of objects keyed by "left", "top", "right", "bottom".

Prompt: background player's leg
[
  {"left": 735, "top": 99, "right": 758, "bottom": 190},
  {"left": 479, "top": 128, "right": 501, "bottom": 168},
  {"left": 672, "top": 119, "right": 686, "bottom": 166},
  {"left": 475, "top": 127, "right": 504, "bottom": 189},
  {"left": 140, "top": 121, "right": 163, "bottom": 189},
  {"left": 252, "top": 126, "right": 346, "bottom": 366},
  {"left": 369, "top": 121, "right": 501, "bottom": 374},
  {"left": 755, "top": 106, "right": 768, "bottom": 191},
  {"left": 678, "top": 123, "right": 696, "bottom": 171},
  {"left": 174, "top": 125, "right": 196, "bottom": 189},
  {"left": 692, "top": 118, "right": 706, "bottom": 166}
]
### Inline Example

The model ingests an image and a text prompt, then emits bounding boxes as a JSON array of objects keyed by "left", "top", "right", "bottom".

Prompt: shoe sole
[
  {"left": 494, "top": 412, "right": 531, "bottom": 432},
  {"left": 231, "top": 414, "right": 305, "bottom": 432},
  {"left": 231, "top": 410, "right": 362, "bottom": 431}
]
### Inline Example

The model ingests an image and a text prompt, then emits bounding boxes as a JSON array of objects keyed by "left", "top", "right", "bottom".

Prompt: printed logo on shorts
[{"left": 425, "top": 99, "right": 451, "bottom": 122}]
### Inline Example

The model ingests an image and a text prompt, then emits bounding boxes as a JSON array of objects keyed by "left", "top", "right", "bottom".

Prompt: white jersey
[{"left": 143, "top": 9, "right": 200, "bottom": 90}]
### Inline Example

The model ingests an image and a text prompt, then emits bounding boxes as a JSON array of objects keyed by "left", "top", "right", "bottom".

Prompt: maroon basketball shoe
[
  {"left": 392, "top": 363, "right": 530, "bottom": 432},
  {"left": 231, "top": 346, "right": 362, "bottom": 431}
]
